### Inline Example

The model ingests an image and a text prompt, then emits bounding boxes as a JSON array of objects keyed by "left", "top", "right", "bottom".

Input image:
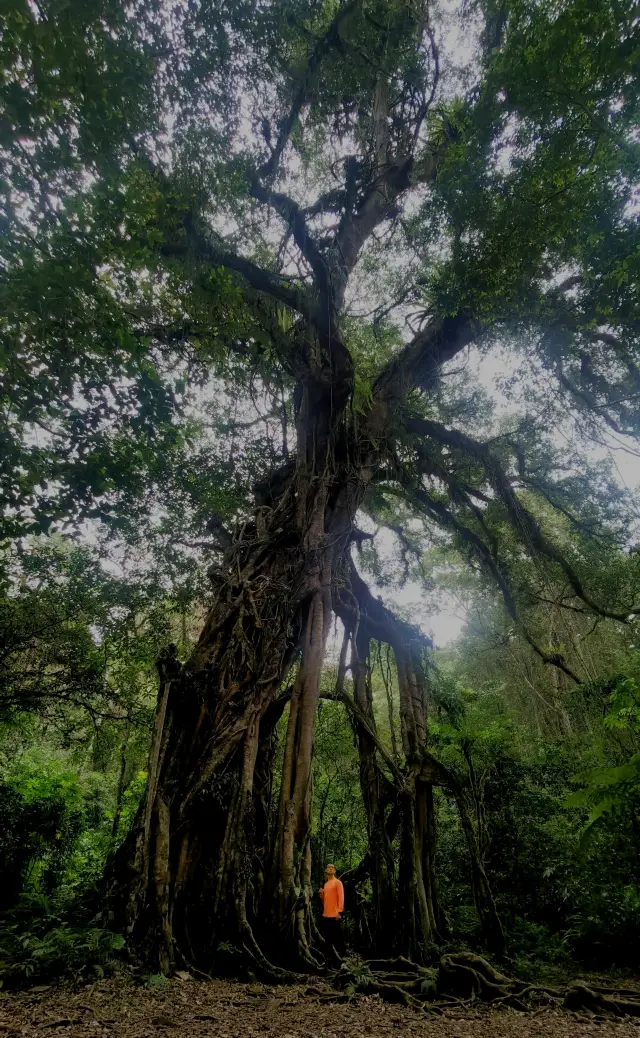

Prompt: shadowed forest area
[{"left": 2, "top": 0, "right": 640, "bottom": 1029}]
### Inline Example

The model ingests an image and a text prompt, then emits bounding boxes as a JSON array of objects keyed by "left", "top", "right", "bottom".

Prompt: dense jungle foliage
[{"left": 1, "top": 0, "right": 640, "bottom": 992}]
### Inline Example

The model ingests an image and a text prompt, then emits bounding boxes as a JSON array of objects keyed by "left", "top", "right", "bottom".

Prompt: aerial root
[
  {"left": 332, "top": 952, "right": 640, "bottom": 1017},
  {"left": 239, "top": 923, "right": 300, "bottom": 984}
]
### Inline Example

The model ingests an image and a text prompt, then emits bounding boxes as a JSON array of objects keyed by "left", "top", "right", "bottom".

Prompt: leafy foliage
[
  {"left": 567, "top": 678, "right": 640, "bottom": 842},
  {"left": 0, "top": 895, "right": 125, "bottom": 986}
]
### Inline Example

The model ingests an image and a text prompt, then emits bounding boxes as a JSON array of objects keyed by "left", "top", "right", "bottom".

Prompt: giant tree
[{"left": 2, "top": 0, "right": 639, "bottom": 973}]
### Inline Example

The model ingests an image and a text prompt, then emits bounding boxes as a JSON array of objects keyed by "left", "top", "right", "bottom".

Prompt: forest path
[{"left": 2, "top": 974, "right": 640, "bottom": 1038}]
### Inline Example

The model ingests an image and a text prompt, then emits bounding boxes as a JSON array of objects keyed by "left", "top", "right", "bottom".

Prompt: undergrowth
[{"left": 0, "top": 894, "right": 126, "bottom": 988}]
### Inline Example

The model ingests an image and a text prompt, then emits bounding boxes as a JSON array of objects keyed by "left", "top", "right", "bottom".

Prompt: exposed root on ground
[
  {"left": 240, "top": 938, "right": 301, "bottom": 985},
  {"left": 332, "top": 951, "right": 640, "bottom": 1017},
  {"left": 563, "top": 982, "right": 640, "bottom": 1017}
]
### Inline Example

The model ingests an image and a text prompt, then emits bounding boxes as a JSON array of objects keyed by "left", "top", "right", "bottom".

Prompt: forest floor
[{"left": 2, "top": 973, "right": 640, "bottom": 1038}]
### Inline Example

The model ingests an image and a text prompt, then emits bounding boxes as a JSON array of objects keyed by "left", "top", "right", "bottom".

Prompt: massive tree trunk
[
  {"left": 109, "top": 326, "right": 368, "bottom": 972},
  {"left": 110, "top": 408, "right": 505, "bottom": 970},
  {"left": 393, "top": 648, "right": 447, "bottom": 959}
]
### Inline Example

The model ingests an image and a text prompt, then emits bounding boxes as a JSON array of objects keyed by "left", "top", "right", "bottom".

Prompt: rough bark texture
[
  {"left": 109, "top": 319, "right": 375, "bottom": 971},
  {"left": 352, "top": 626, "right": 397, "bottom": 953}
]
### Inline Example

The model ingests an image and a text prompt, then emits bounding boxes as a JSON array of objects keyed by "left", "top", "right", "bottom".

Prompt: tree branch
[
  {"left": 250, "top": 181, "right": 334, "bottom": 313},
  {"left": 411, "top": 27, "right": 440, "bottom": 148},
  {"left": 327, "top": 18, "right": 441, "bottom": 305},
  {"left": 161, "top": 224, "right": 314, "bottom": 321},
  {"left": 403, "top": 414, "right": 640, "bottom": 622},
  {"left": 258, "top": 0, "right": 363, "bottom": 182},
  {"left": 555, "top": 361, "right": 635, "bottom": 436},
  {"left": 372, "top": 314, "right": 480, "bottom": 410},
  {"left": 384, "top": 480, "right": 582, "bottom": 682},
  {"left": 332, "top": 157, "right": 418, "bottom": 307},
  {"left": 321, "top": 686, "right": 404, "bottom": 784}
]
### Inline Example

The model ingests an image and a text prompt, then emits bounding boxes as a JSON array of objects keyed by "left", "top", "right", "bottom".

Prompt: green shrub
[
  {"left": 0, "top": 895, "right": 126, "bottom": 986},
  {"left": 0, "top": 782, "right": 83, "bottom": 911}
]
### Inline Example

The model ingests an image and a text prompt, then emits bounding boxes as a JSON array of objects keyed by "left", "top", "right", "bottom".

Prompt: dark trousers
[{"left": 320, "top": 915, "right": 344, "bottom": 959}]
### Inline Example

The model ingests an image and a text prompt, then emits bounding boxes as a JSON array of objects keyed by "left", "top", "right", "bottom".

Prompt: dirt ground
[{"left": 2, "top": 975, "right": 640, "bottom": 1038}]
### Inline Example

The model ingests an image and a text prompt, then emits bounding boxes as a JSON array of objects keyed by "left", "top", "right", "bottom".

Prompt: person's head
[{"left": 325, "top": 863, "right": 337, "bottom": 878}]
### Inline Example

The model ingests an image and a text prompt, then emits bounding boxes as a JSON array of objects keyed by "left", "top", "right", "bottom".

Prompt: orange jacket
[{"left": 319, "top": 877, "right": 344, "bottom": 918}]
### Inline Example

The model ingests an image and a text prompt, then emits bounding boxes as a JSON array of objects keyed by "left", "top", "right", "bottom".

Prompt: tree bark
[
  {"left": 352, "top": 627, "right": 397, "bottom": 953},
  {"left": 108, "top": 331, "right": 368, "bottom": 972},
  {"left": 269, "top": 589, "right": 332, "bottom": 964}
]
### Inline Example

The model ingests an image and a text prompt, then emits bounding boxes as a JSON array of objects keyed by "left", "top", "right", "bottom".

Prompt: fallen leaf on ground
[{"left": 0, "top": 974, "right": 638, "bottom": 1038}]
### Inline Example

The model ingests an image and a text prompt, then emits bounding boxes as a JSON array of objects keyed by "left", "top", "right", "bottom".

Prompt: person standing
[{"left": 318, "top": 863, "right": 345, "bottom": 961}]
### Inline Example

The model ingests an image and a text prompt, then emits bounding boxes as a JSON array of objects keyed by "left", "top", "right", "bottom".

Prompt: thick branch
[
  {"left": 329, "top": 12, "right": 441, "bottom": 303},
  {"left": 332, "top": 158, "right": 416, "bottom": 305},
  {"left": 250, "top": 181, "right": 334, "bottom": 313},
  {"left": 161, "top": 225, "right": 313, "bottom": 321},
  {"left": 333, "top": 560, "right": 431, "bottom": 656},
  {"left": 138, "top": 149, "right": 314, "bottom": 325},
  {"left": 372, "top": 315, "right": 480, "bottom": 412}
]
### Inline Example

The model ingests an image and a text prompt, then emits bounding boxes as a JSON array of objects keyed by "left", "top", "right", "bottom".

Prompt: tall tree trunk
[
  {"left": 111, "top": 722, "right": 131, "bottom": 842},
  {"left": 108, "top": 339, "right": 365, "bottom": 972},
  {"left": 269, "top": 588, "right": 332, "bottom": 964},
  {"left": 352, "top": 627, "right": 397, "bottom": 953},
  {"left": 394, "top": 647, "right": 445, "bottom": 958}
]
